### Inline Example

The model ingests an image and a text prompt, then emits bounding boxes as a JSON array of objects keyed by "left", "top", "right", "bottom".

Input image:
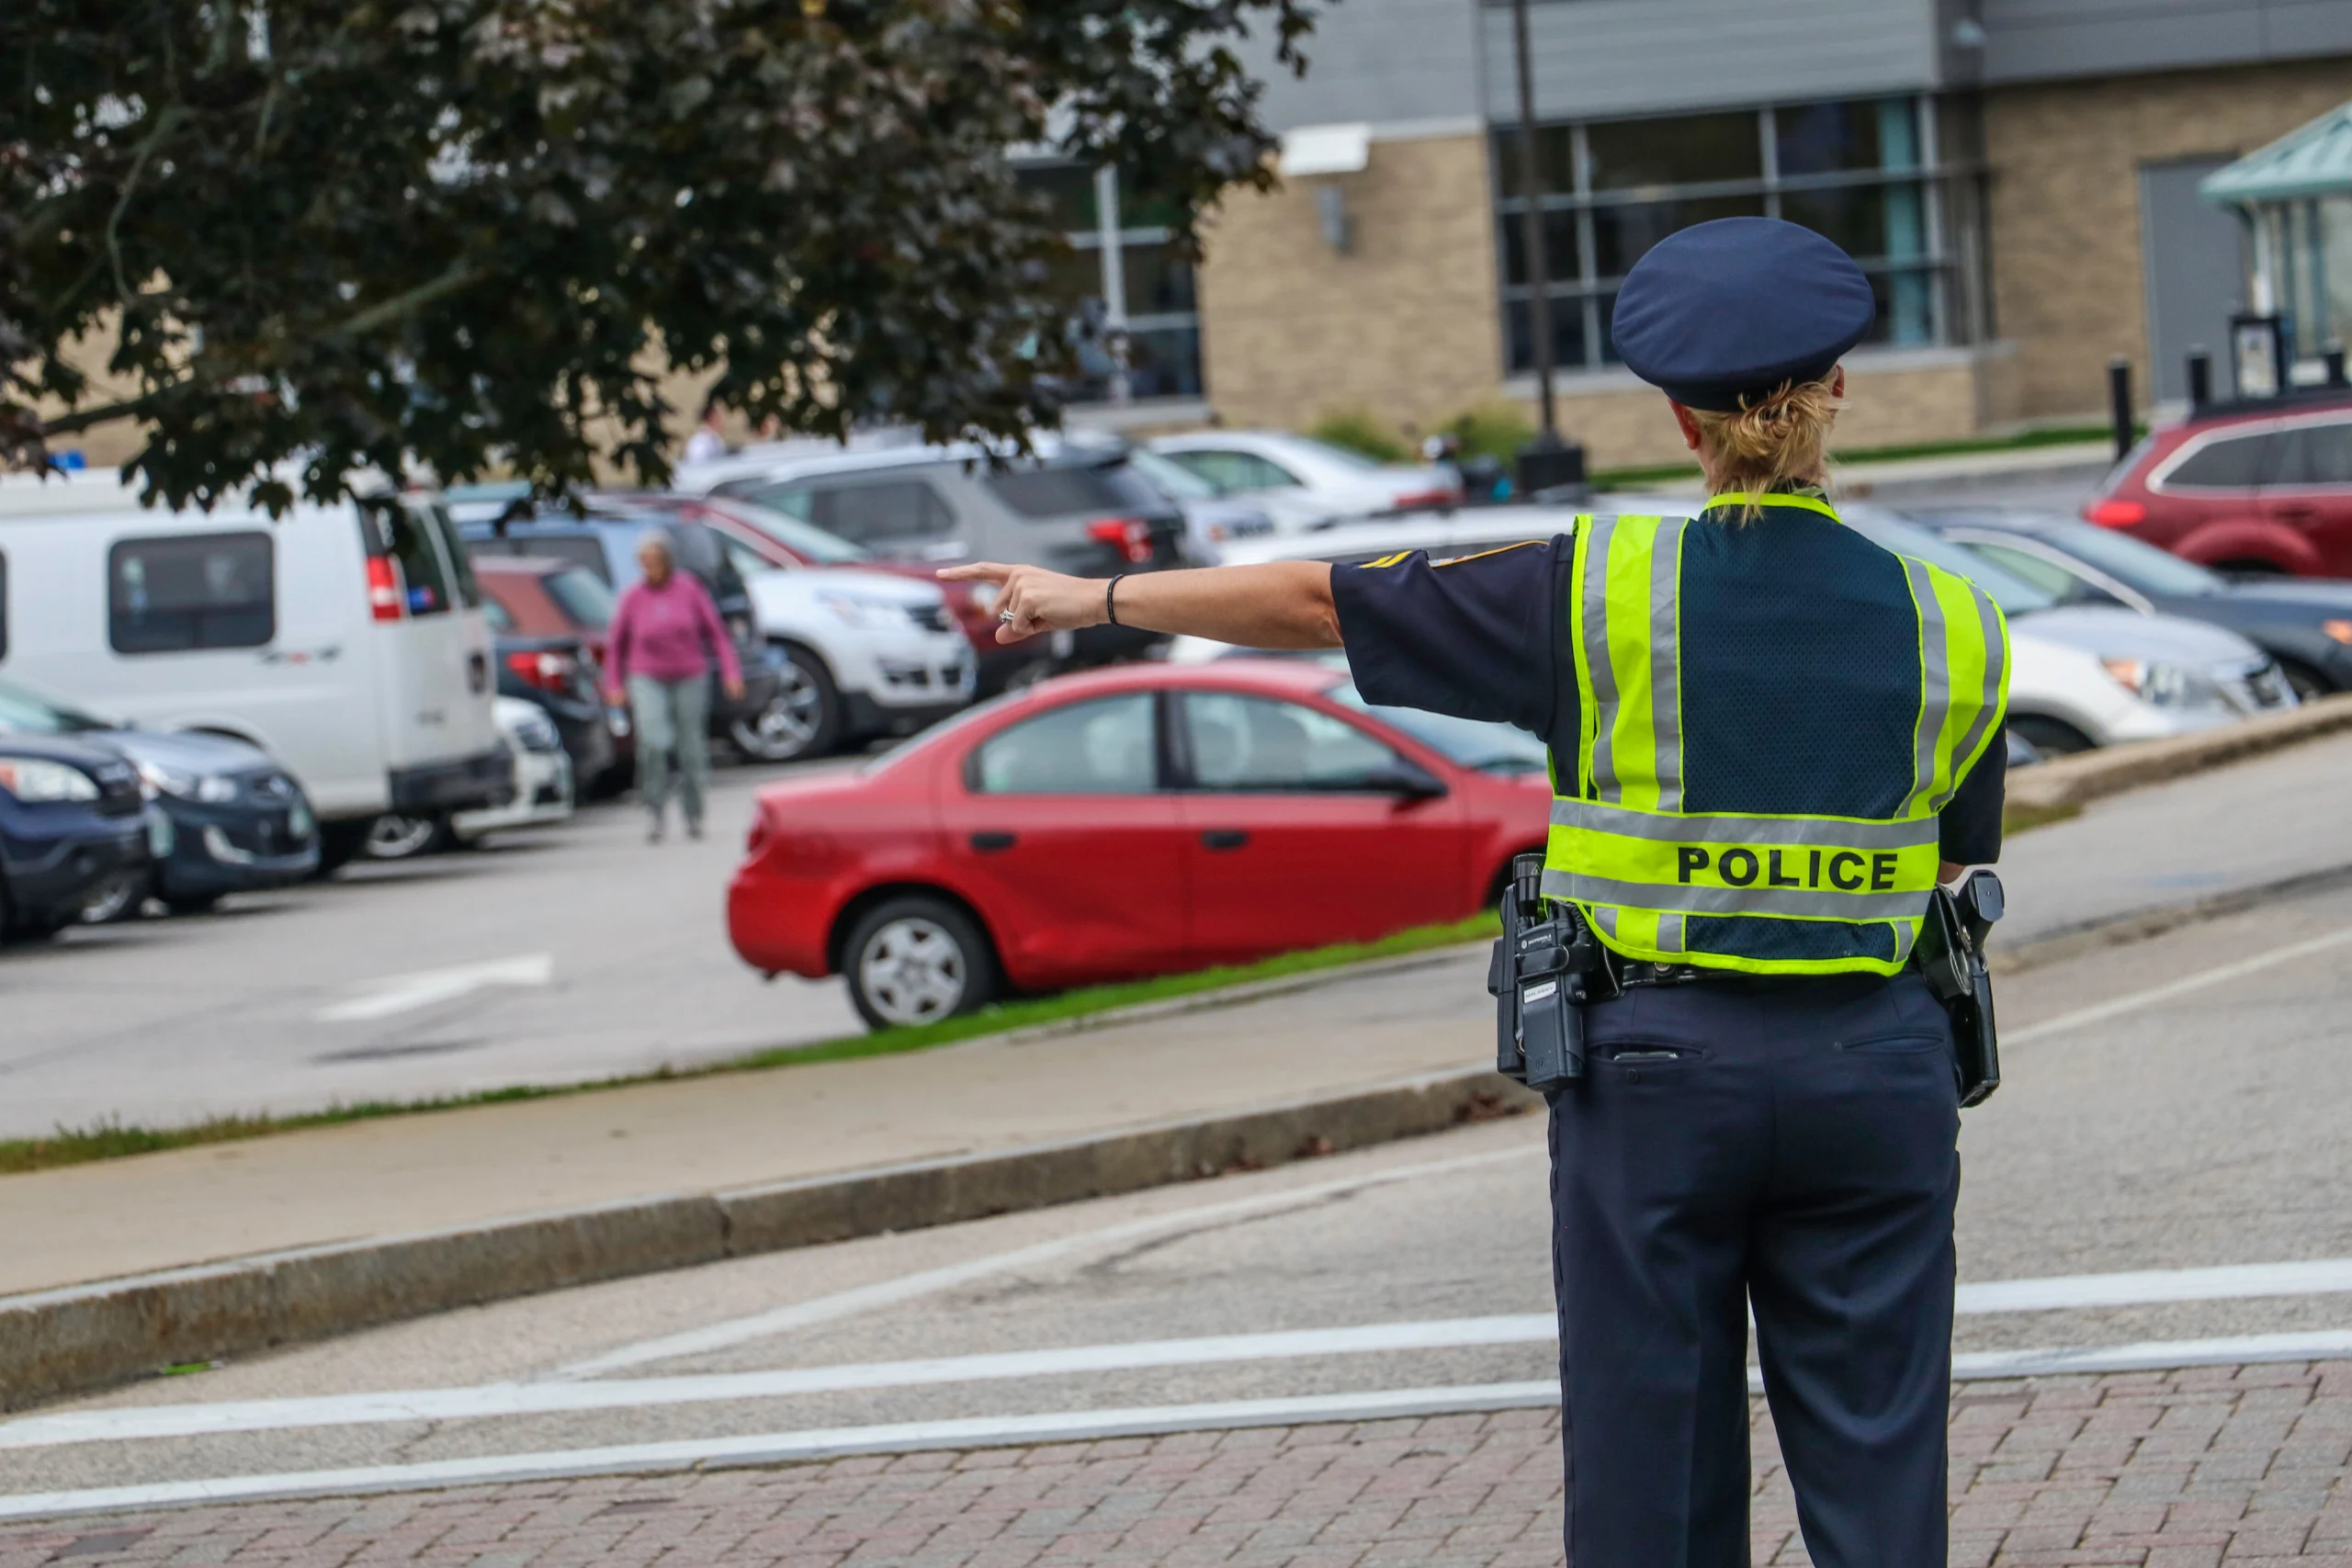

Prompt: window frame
[
  {"left": 1492, "top": 94, "right": 1978, "bottom": 375},
  {"left": 106, "top": 530, "right": 277, "bottom": 656},
  {"left": 2151, "top": 425, "right": 2287, "bottom": 494},
  {"left": 962, "top": 689, "right": 1170, "bottom": 796},
  {"left": 1012, "top": 161, "right": 1204, "bottom": 407}
]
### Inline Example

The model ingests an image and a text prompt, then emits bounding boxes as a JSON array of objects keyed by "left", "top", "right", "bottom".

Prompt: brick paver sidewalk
[{"left": 5, "top": 1362, "right": 2349, "bottom": 1567}]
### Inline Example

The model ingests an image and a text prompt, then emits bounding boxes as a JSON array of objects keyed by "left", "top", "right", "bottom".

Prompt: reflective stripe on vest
[{"left": 1544, "top": 492, "right": 2009, "bottom": 976}]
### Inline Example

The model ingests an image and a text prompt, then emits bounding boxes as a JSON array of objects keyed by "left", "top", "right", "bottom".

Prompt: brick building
[{"left": 1045, "top": 0, "right": 2352, "bottom": 468}]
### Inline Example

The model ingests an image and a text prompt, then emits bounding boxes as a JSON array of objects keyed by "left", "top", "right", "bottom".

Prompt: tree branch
[{"left": 324, "top": 263, "right": 481, "bottom": 340}]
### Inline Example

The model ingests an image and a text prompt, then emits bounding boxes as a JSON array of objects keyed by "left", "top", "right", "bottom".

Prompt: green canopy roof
[{"left": 2202, "top": 101, "right": 2352, "bottom": 206}]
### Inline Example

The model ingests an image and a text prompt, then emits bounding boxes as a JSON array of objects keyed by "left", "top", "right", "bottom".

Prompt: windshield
[
  {"left": 543, "top": 564, "right": 616, "bottom": 629},
  {"left": 1847, "top": 513, "right": 2056, "bottom": 615},
  {"left": 708, "top": 498, "right": 872, "bottom": 564},
  {"left": 1326, "top": 679, "right": 1550, "bottom": 774},
  {"left": 2036, "top": 518, "right": 2226, "bottom": 597},
  {"left": 1125, "top": 447, "right": 1218, "bottom": 502},
  {"left": 0, "top": 676, "right": 111, "bottom": 734}
]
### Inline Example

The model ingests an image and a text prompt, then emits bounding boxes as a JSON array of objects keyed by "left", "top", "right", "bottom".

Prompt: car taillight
[
  {"left": 366, "top": 556, "right": 405, "bottom": 621},
  {"left": 2085, "top": 499, "right": 2147, "bottom": 528},
  {"left": 1390, "top": 486, "right": 1464, "bottom": 511},
  {"left": 504, "top": 649, "right": 577, "bottom": 694},
  {"left": 1086, "top": 517, "right": 1157, "bottom": 566}
]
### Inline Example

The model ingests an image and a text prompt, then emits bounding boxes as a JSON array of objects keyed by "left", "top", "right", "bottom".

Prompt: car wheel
[
  {"left": 78, "top": 874, "right": 144, "bottom": 925},
  {"left": 364, "top": 812, "right": 449, "bottom": 861},
  {"left": 842, "top": 896, "right": 999, "bottom": 1031},
  {"left": 735, "top": 644, "right": 842, "bottom": 762},
  {"left": 2007, "top": 715, "right": 2097, "bottom": 757},
  {"left": 313, "top": 819, "right": 371, "bottom": 877}
]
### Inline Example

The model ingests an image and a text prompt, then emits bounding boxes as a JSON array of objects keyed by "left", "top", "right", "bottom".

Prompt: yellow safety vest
[{"left": 1543, "top": 492, "right": 2010, "bottom": 976}]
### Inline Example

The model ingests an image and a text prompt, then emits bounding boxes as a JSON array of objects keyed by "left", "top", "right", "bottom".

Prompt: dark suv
[
  {"left": 2086, "top": 391, "right": 2352, "bottom": 577},
  {"left": 0, "top": 735, "right": 150, "bottom": 938},
  {"left": 449, "top": 496, "right": 798, "bottom": 762}
]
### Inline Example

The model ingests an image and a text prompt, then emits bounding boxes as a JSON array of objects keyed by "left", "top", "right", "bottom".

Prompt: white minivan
[{"left": 0, "top": 468, "right": 506, "bottom": 870}]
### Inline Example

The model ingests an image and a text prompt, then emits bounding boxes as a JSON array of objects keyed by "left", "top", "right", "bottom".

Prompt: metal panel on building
[
  {"left": 1980, "top": 0, "right": 2340, "bottom": 84},
  {"left": 1476, "top": 0, "right": 1939, "bottom": 125},
  {"left": 1238, "top": 0, "right": 1487, "bottom": 134}
]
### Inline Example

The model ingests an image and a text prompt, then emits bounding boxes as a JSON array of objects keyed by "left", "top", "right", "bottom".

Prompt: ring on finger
[{"left": 998, "top": 607, "right": 1018, "bottom": 624}]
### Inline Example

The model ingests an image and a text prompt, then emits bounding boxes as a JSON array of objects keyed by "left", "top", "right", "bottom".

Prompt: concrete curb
[
  {"left": 2007, "top": 693, "right": 2352, "bottom": 815},
  {"left": 0, "top": 1068, "right": 1538, "bottom": 1414}
]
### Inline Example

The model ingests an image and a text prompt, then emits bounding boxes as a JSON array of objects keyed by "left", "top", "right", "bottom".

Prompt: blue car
[
  {"left": 0, "top": 677, "right": 318, "bottom": 916},
  {"left": 0, "top": 734, "right": 150, "bottom": 938}
]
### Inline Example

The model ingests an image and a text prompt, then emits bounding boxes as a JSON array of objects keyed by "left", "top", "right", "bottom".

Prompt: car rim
[
  {"left": 857, "top": 917, "right": 967, "bottom": 1025},
  {"left": 735, "top": 666, "right": 824, "bottom": 760},
  {"left": 80, "top": 875, "right": 138, "bottom": 924},
  {"left": 366, "top": 814, "right": 437, "bottom": 859}
]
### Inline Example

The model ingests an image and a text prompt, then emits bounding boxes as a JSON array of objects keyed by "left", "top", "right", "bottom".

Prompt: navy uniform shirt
[{"left": 1329, "top": 535, "right": 2005, "bottom": 865}]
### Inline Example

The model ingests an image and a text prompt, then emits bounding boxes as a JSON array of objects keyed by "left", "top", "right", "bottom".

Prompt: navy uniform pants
[{"left": 1549, "top": 969, "right": 1961, "bottom": 1568}]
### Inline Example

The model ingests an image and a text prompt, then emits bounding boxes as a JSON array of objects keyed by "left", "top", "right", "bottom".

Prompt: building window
[
  {"left": 1015, "top": 164, "right": 1204, "bottom": 405},
  {"left": 107, "top": 533, "right": 275, "bottom": 654},
  {"left": 1493, "top": 96, "right": 1984, "bottom": 377}
]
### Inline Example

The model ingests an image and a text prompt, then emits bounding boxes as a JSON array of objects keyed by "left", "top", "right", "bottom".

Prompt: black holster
[
  {"left": 1487, "top": 852, "right": 1605, "bottom": 1091},
  {"left": 1913, "top": 869, "right": 2005, "bottom": 1108}
]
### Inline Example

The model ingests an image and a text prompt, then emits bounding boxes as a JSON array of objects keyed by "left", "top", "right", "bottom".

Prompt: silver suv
[{"left": 677, "top": 435, "right": 1193, "bottom": 685}]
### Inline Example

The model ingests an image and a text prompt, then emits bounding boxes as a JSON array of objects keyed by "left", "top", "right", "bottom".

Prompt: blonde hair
[{"left": 1684, "top": 375, "right": 1844, "bottom": 522}]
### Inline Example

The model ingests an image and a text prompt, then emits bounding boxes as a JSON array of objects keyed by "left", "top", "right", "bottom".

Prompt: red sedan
[
  {"left": 2086, "top": 393, "right": 2352, "bottom": 576},
  {"left": 728, "top": 660, "right": 1554, "bottom": 1028}
]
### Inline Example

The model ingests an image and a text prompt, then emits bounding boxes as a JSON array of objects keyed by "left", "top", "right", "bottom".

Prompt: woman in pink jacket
[{"left": 605, "top": 534, "right": 744, "bottom": 842}]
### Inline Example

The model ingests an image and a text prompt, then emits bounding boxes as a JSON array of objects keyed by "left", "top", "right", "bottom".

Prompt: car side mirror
[{"left": 1361, "top": 758, "right": 1448, "bottom": 801}]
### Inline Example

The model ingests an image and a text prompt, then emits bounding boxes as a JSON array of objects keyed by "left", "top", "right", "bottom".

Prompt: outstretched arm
[{"left": 940, "top": 561, "right": 1341, "bottom": 649}]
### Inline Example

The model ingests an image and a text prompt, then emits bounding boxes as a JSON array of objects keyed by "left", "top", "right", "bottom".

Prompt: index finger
[{"left": 938, "top": 561, "right": 1013, "bottom": 583}]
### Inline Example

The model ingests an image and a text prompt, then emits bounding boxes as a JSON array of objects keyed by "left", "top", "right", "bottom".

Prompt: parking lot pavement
[
  {"left": 7, "top": 1362, "right": 2352, "bottom": 1568},
  {"left": 0, "top": 761, "right": 864, "bottom": 1141}
]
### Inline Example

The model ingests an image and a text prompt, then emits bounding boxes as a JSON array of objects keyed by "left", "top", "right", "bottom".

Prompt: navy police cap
[{"left": 1610, "top": 217, "right": 1875, "bottom": 412}]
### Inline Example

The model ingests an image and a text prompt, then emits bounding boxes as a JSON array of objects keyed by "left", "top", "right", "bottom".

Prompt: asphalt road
[
  {"left": 9, "top": 872, "right": 2352, "bottom": 1506},
  {"left": 0, "top": 760, "right": 865, "bottom": 1141}
]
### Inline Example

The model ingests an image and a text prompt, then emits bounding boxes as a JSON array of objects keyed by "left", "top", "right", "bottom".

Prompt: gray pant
[{"left": 627, "top": 674, "right": 711, "bottom": 828}]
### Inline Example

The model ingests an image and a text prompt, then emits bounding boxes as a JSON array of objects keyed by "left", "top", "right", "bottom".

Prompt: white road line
[
  {"left": 2005, "top": 924, "right": 2352, "bottom": 1045},
  {"left": 21, "top": 1257, "right": 2352, "bottom": 1451},
  {"left": 15, "top": 1331, "right": 2352, "bottom": 1523},
  {"left": 0, "top": 1317, "right": 1555, "bottom": 1450},
  {"left": 552, "top": 1143, "right": 1546, "bottom": 1380},
  {"left": 314, "top": 955, "right": 554, "bottom": 1024}
]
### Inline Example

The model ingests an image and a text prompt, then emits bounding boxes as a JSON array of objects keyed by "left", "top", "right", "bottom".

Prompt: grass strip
[
  {"left": 0, "top": 804, "right": 2076, "bottom": 1178},
  {"left": 1590, "top": 423, "right": 2121, "bottom": 492},
  {"left": 0, "top": 911, "right": 1501, "bottom": 1179}
]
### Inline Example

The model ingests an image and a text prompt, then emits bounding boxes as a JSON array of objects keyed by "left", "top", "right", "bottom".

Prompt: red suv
[{"left": 2086, "top": 393, "right": 2352, "bottom": 576}]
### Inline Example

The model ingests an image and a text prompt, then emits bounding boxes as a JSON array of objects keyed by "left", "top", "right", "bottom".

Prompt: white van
[{"left": 0, "top": 469, "right": 505, "bottom": 869}]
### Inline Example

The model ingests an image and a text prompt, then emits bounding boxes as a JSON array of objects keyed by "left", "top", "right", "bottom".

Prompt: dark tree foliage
[{"left": 0, "top": 0, "right": 1316, "bottom": 511}]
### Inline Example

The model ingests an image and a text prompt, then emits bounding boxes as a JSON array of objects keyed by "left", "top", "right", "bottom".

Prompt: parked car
[
  {"left": 2083, "top": 390, "right": 2352, "bottom": 577},
  {"left": 448, "top": 494, "right": 808, "bottom": 762},
  {"left": 0, "top": 468, "right": 505, "bottom": 873},
  {"left": 471, "top": 557, "right": 624, "bottom": 787},
  {"left": 0, "top": 733, "right": 151, "bottom": 938},
  {"left": 727, "top": 660, "right": 1555, "bottom": 1028},
  {"left": 1119, "top": 446, "right": 1283, "bottom": 557},
  {"left": 1917, "top": 508, "right": 2352, "bottom": 699},
  {"left": 1197, "top": 499, "right": 2298, "bottom": 755},
  {"left": 451, "top": 697, "right": 575, "bottom": 844},
  {"left": 0, "top": 675, "right": 317, "bottom": 913},
  {"left": 678, "top": 434, "right": 1193, "bottom": 683},
  {"left": 1146, "top": 430, "right": 1463, "bottom": 525},
  {"left": 602, "top": 490, "right": 1004, "bottom": 703}
]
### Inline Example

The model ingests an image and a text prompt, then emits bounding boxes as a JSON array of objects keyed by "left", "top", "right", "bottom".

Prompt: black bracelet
[{"left": 1105, "top": 572, "right": 1125, "bottom": 627}]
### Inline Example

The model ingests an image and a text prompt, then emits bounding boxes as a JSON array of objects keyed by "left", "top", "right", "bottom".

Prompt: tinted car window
[
  {"left": 1182, "top": 693, "right": 1396, "bottom": 790},
  {"left": 543, "top": 566, "right": 616, "bottom": 629},
  {"left": 1163, "top": 450, "right": 1298, "bottom": 493},
  {"left": 2165, "top": 430, "right": 2278, "bottom": 490},
  {"left": 1327, "top": 681, "right": 1549, "bottom": 773},
  {"left": 497, "top": 533, "right": 614, "bottom": 582},
  {"left": 1964, "top": 542, "right": 2086, "bottom": 600},
  {"left": 704, "top": 497, "right": 871, "bottom": 563},
  {"left": 2273, "top": 419, "right": 2352, "bottom": 487},
  {"left": 972, "top": 693, "right": 1157, "bottom": 794},
  {"left": 2036, "top": 519, "right": 2224, "bottom": 596},
  {"left": 108, "top": 533, "right": 274, "bottom": 653},
  {"left": 421, "top": 502, "right": 481, "bottom": 608},
  {"left": 986, "top": 462, "right": 1168, "bottom": 520},
  {"left": 786, "top": 479, "right": 957, "bottom": 545}
]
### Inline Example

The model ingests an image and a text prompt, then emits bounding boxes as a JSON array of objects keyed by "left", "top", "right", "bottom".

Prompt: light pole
[{"left": 1510, "top": 0, "right": 1556, "bottom": 441}]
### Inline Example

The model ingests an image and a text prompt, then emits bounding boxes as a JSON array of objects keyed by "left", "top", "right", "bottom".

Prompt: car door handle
[
  {"left": 969, "top": 831, "right": 1017, "bottom": 852},
  {"left": 1201, "top": 829, "right": 1250, "bottom": 851}
]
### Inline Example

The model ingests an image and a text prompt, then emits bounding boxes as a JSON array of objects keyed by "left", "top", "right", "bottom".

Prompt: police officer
[{"left": 946, "top": 215, "right": 2009, "bottom": 1568}]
